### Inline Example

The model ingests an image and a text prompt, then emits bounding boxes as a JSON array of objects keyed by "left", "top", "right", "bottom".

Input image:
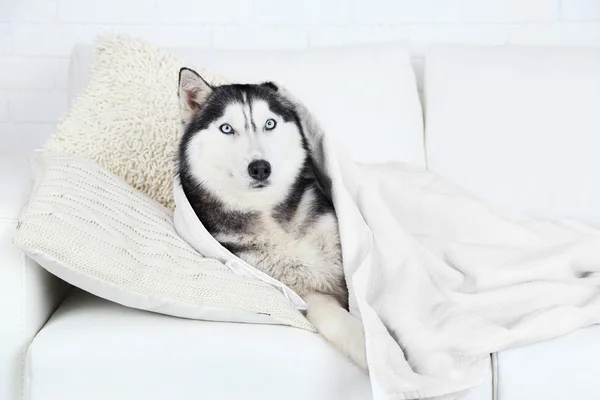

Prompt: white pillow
[
  {"left": 46, "top": 35, "right": 232, "bottom": 210},
  {"left": 169, "top": 44, "right": 425, "bottom": 166},
  {"left": 13, "top": 151, "right": 314, "bottom": 331},
  {"left": 66, "top": 37, "right": 425, "bottom": 168}
]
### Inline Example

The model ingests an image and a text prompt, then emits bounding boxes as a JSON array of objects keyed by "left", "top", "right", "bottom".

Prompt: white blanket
[{"left": 174, "top": 88, "right": 600, "bottom": 400}]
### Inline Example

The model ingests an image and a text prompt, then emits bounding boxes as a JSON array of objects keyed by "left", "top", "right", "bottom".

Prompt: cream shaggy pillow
[
  {"left": 13, "top": 151, "right": 314, "bottom": 331},
  {"left": 45, "top": 35, "right": 231, "bottom": 210}
]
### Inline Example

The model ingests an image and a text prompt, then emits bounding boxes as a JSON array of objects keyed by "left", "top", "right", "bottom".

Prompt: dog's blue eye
[
  {"left": 220, "top": 123, "right": 233, "bottom": 134},
  {"left": 265, "top": 119, "right": 277, "bottom": 131}
]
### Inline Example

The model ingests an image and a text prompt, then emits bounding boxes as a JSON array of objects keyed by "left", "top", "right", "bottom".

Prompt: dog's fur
[{"left": 176, "top": 68, "right": 366, "bottom": 370}]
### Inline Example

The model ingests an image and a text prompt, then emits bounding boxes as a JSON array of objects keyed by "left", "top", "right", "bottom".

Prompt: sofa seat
[
  {"left": 496, "top": 325, "right": 600, "bottom": 399},
  {"left": 25, "top": 289, "right": 494, "bottom": 400},
  {"left": 25, "top": 290, "right": 372, "bottom": 400}
]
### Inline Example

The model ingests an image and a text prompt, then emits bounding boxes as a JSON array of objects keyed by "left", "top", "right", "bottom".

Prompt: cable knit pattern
[
  {"left": 44, "top": 35, "right": 231, "bottom": 210},
  {"left": 14, "top": 151, "right": 314, "bottom": 331}
]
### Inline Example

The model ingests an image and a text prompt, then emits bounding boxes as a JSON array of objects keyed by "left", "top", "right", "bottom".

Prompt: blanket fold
[{"left": 174, "top": 85, "right": 600, "bottom": 400}]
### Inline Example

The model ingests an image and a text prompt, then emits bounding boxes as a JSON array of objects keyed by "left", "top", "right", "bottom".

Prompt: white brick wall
[
  {"left": 460, "top": 0, "right": 560, "bottom": 22},
  {"left": 1, "top": 0, "right": 600, "bottom": 150}
]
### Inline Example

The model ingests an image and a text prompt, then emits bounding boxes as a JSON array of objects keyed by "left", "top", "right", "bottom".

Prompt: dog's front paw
[
  {"left": 305, "top": 292, "right": 369, "bottom": 373},
  {"left": 345, "top": 315, "right": 368, "bottom": 373}
]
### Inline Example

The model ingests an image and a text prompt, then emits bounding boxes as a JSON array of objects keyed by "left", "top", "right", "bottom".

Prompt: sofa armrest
[{"left": 0, "top": 152, "right": 71, "bottom": 400}]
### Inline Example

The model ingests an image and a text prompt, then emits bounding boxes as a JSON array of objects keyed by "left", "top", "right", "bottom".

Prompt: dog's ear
[
  {"left": 178, "top": 67, "right": 213, "bottom": 125},
  {"left": 260, "top": 81, "right": 278, "bottom": 92}
]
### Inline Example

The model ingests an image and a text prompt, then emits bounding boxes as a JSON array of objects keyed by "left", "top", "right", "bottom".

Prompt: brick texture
[
  {"left": 1, "top": 0, "right": 599, "bottom": 150},
  {"left": 58, "top": 0, "right": 155, "bottom": 24},
  {"left": 461, "top": 0, "right": 560, "bottom": 23}
]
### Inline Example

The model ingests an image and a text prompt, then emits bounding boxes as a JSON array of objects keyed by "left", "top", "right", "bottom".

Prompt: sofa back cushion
[
  {"left": 68, "top": 42, "right": 425, "bottom": 167},
  {"left": 425, "top": 44, "right": 600, "bottom": 227}
]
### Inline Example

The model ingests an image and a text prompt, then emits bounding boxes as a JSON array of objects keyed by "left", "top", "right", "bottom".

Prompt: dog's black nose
[{"left": 248, "top": 160, "right": 271, "bottom": 181}]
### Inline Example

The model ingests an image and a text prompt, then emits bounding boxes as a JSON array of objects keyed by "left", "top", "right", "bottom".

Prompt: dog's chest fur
[
  {"left": 184, "top": 179, "right": 347, "bottom": 307},
  {"left": 216, "top": 187, "right": 346, "bottom": 306}
]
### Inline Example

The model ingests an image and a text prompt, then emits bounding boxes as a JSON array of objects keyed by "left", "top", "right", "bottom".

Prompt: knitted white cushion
[
  {"left": 13, "top": 151, "right": 314, "bottom": 331},
  {"left": 45, "top": 35, "right": 231, "bottom": 210}
]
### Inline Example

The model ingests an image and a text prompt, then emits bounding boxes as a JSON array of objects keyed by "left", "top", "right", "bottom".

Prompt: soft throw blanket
[{"left": 174, "top": 87, "right": 600, "bottom": 400}]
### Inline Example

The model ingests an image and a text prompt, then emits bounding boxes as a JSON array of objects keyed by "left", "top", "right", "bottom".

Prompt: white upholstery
[
  {"left": 497, "top": 326, "right": 600, "bottom": 400},
  {"left": 425, "top": 44, "right": 600, "bottom": 227},
  {"left": 0, "top": 154, "right": 34, "bottom": 219},
  {"left": 26, "top": 290, "right": 370, "bottom": 400},
  {"left": 26, "top": 289, "right": 493, "bottom": 400},
  {"left": 0, "top": 152, "right": 70, "bottom": 400},
  {"left": 68, "top": 43, "right": 425, "bottom": 166}
]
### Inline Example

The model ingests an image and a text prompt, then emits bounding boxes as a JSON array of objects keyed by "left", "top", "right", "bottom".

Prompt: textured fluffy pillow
[
  {"left": 13, "top": 151, "right": 314, "bottom": 331},
  {"left": 45, "top": 35, "right": 231, "bottom": 210}
]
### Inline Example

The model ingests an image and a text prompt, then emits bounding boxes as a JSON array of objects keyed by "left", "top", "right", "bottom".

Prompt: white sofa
[{"left": 2, "top": 42, "right": 600, "bottom": 400}]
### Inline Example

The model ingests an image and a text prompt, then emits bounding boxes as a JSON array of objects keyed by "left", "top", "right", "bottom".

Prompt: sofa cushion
[
  {"left": 26, "top": 290, "right": 371, "bottom": 400},
  {"left": 424, "top": 44, "right": 600, "bottom": 227},
  {"left": 26, "top": 290, "right": 494, "bottom": 400},
  {"left": 497, "top": 325, "right": 600, "bottom": 399},
  {"left": 67, "top": 38, "right": 425, "bottom": 169}
]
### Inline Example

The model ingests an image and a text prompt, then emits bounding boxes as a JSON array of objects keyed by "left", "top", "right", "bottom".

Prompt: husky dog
[{"left": 176, "top": 68, "right": 366, "bottom": 371}]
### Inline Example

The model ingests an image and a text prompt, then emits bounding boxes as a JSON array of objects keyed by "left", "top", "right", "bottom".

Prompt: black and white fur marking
[{"left": 176, "top": 68, "right": 366, "bottom": 371}]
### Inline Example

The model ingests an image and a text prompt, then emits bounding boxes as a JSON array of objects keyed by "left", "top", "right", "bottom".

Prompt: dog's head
[{"left": 177, "top": 68, "right": 308, "bottom": 210}]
